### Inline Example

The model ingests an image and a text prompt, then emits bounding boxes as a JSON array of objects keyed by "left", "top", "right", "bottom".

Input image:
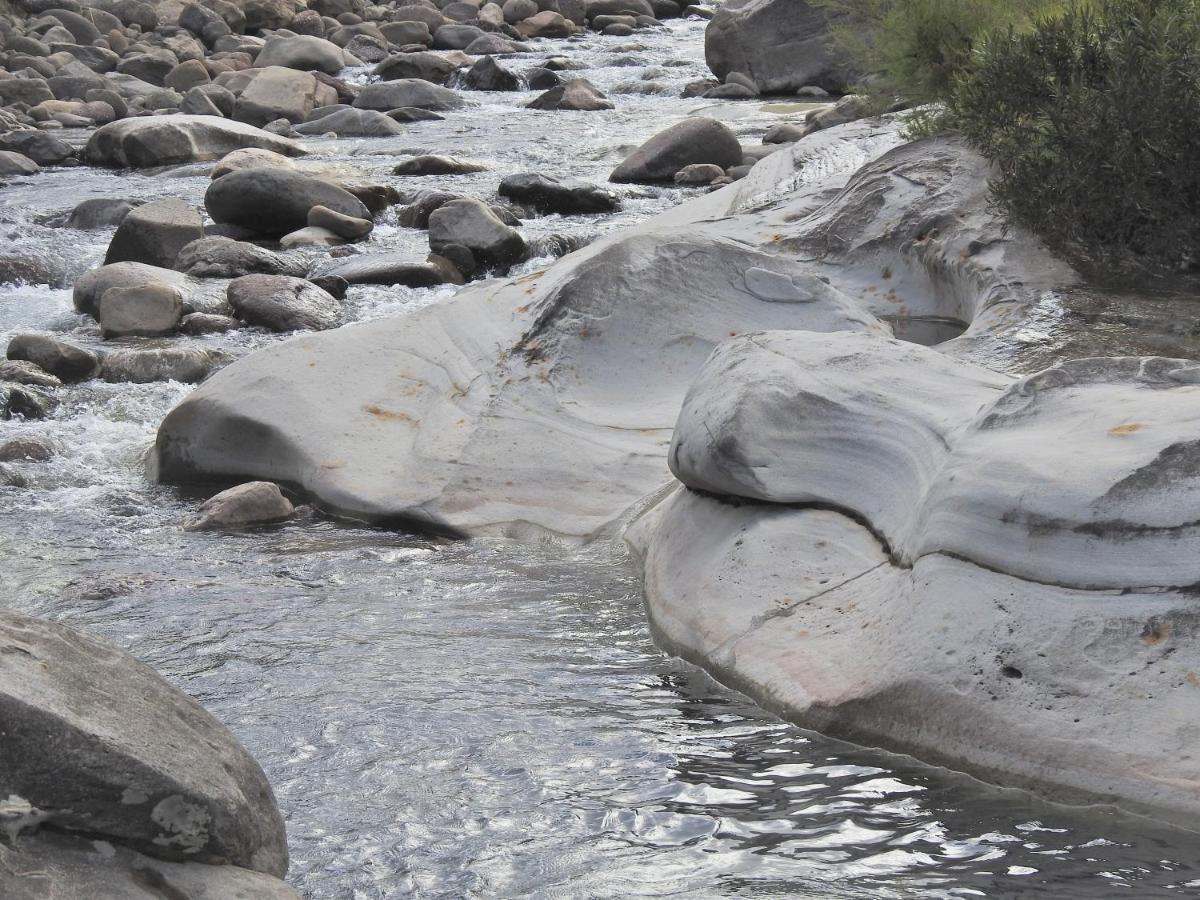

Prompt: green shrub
[
  {"left": 950, "top": 0, "right": 1200, "bottom": 275},
  {"left": 817, "top": 0, "right": 1056, "bottom": 111}
]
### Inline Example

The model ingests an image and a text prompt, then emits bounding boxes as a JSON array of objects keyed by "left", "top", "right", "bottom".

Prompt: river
[{"left": 0, "top": 13, "right": 1196, "bottom": 899}]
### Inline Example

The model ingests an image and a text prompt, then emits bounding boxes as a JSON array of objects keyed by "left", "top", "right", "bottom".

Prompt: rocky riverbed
[{"left": 2, "top": 0, "right": 1200, "bottom": 896}]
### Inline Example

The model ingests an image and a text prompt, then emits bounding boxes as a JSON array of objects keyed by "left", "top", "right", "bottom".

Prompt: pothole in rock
[{"left": 880, "top": 314, "right": 969, "bottom": 347}]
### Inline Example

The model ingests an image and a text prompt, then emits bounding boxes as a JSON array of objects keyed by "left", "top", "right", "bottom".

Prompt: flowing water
[{"left": 0, "top": 14, "right": 1197, "bottom": 900}]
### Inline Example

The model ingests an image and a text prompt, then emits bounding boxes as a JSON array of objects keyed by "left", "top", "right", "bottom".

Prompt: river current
[{"left": 0, "top": 13, "right": 1197, "bottom": 899}]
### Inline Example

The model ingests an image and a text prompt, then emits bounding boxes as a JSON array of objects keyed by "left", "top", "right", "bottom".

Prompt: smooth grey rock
[
  {"left": 0, "top": 360, "right": 61, "bottom": 389},
  {"left": 74, "top": 262, "right": 230, "bottom": 318},
  {"left": 98, "top": 284, "right": 184, "bottom": 338},
  {"left": 498, "top": 172, "right": 618, "bottom": 214},
  {"left": 65, "top": 198, "right": 137, "bottom": 230},
  {"left": 180, "top": 312, "right": 243, "bottom": 335},
  {"left": 673, "top": 162, "right": 724, "bottom": 184},
  {"left": 704, "top": 0, "right": 856, "bottom": 94},
  {"left": 0, "top": 609, "right": 287, "bottom": 872},
  {"left": 392, "top": 154, "right": 487, "bottom": 176},
  {"left": 372, "top": 50, "right": 457, "bottom": 83},
  {"left": 526, "top": 77, "right": 611, "bottom": 110},
  {"left": 461, "top": 54, "right": 520, "bottom": 91},
  {"left": 253, "top": 34, "right": 347, "bottom": 74},
  {"left": 352, "top": 78, "right": 465, "bottom": 111},
  {"left": 104, "top": 199, "right": 204, "bottom": 269},
  {"left": 100, "top": 348, "right": 215, "bottom": 383},
  {"left": 205, "top": 168, "right": 371, "bottom": 237},
  {"left": 175, "top": 236, "right": 294, "bottom": 278},
  {"left": 6, "top": 333, "right": 98, "bottom": 383},
  {"left": 0, "top": 150, "right": 40, "bottom": 176},
  {"left": 84, "top": 115, "right": 305, "bottom": 168},
  {"left": 610, "top": 116, "right": 740, "bottom": 182},
  {"left": 233, "top": 66, "right": 335, "bottom": 126},
  {"left": 319, "top": 252, "right": 452, "bottom": 286},
  {"left": 0, "top": 129, "right": 73, "bottom": 166},
  {"left": 187, "top": 481, "right": 295, "bottom": 530},
  {"left": 227, "top": 274, "right": 341, "bottom": 331},
  {"left": 307, "top": 204, "right": 372, "bottom": 239},
  {"left": 427, "top": 197, "right": 525, "bottom": 269},
  {"left": 292, "top": 106, "right": 404, "bottom": 136}
]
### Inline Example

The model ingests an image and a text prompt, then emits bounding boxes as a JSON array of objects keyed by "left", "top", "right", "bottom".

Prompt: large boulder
[
  {"left": 372, "top": 51, "right": 457, "bottom": 84},
  {"left": 498, "top": 173, "right": 619, "bottom": 214},
  {"left": 253, "top": 34, "right": 347, "bottom": 73},
  {"left": 0, "top": 829, "right": 300, "bottom": 900},
  {"left": 74, "top": 262, "right": 230, "bottom": 318},
  {"left": 0, "top": 609, "right": 288, "bottom": 874},
  {"left": 152, "top": 227, "right": 883, "bottom": 534},
  {"left": 427, "top": 198, "right": 526, "bottom": 269},
  {"left": 233, "top": 66, "right": 337, "bottom": 126},
  {"left": 352, "top": 79, "right": 466, "bottom": 111},
  {"left": 609, "top": 117, "right": 741, "bottom": 182},
  {"left": 174, "top": 236, "right": 295, "bottom": 278},
  {"left": 704, "top": 0, "right": 857, "bottom": 95},
  {"left": 6, "top": 334, "right": 99, "bottom": 383},
  {"left": 84, "top": 116, "right": 305, "bottom": 168},
  {"left": 227, "top": 274, "right": 342, "bottom": 331},
  {"left": 205, "top": 168, "right": 371, "bottom": 237},
  {"left": 104, "top": 199, "right": 204, "bottom": 269},
  {"left": 293, "top": 106, "right": 404, "bottom": 136},
  {"left": 526, "top": 77, "right": 612, "bottom": 111}
]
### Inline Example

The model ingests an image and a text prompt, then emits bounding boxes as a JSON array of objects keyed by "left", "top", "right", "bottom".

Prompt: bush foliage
[{"left": 825, "top": 0, "right": 1200, "bottom": 276}]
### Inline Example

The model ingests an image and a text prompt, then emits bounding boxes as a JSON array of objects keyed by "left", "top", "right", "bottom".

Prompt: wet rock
[
  {"left": 0, "top": 254, "right": 64, "bottom": 287},
  {"left": 233, "top": 66, "right": 336, "bottom": 126},
  {"left": 0, "top": 608, "right": 288, "bottom": 873},
  {"left": 320, "top": 251, "right": 452, "bottom": 286},
  {"left": 516, "top": 9, "right": 573, "bottom": 37},
  {"left": 393, "top": 154, "right": 487, "bottom": 176},
  {"left": 352, "top": 78, "right": 466, "bottom": 111},
  {"left": 525, "top": 67, "right": 561, "bottom": 90},
  {"left": 395, "top": 189, "right": 470, "bottom": 227},
  {"left": 6, "top": 334, "right": 98, "bottom": 383},
  {"left": 0, "top": 151, "right": 40, "bottom": 177},
  {"left": 0, "top": 436, "right": 55, "bottom": 461},
  {"left": 526, "top": 77, "right": 612, "bottom": 110},
  {"left": 372, "top": 50, "right": 457, "bottom": 84},
  {"left": 175, "top": 236, "right": 294, "bottom": 278},
  {"left": 100, "top": 348, "right": 215, "bottom": 383},
  {"left": 210, "top": 146, "right": 298, "bottom": 179},
  {"left": 279, "top": 225, "right": 345, "bottom": 247},
  {"left": 0, "top": 360, "right": 61, "bottom": 388},
  {"left": 104, "top": 199, "right": 204, "bottom": 269},
  {"left": 74, "top": 262, "right": 229, "bottom": 319},
  {"left": 0, "top": 129, "right": 73, "bottom": 166},
  {"left": 0, "top": 462, "right": 27, "bottom": 487},
  {"left": 227, "top": 274, "right": 341, "bottom": 331},
  {"left": 610, "top": 116, "right": 740, "bottom": 182},
  {"left": 705, "top": 0, "right": 857, "bottom": 95},
  {"left": 85, "top": 115, "right": 305, "bottom": 168},
  {"left": 0, "top": 382, "right": 57, "bottom": 419},
  {"left": 343, "top": 33, "right": 389, "bottom": 64},
  {"left": 98, "top": 284, "right": 184, "bottom": 338},
  {"left": 307, "top": 204, "right": 373, "bottom": 239},
  {"left": 253, "top": 34, "right": 347, "bottom": 74},
  {"left": 205, "top": 168, "right": 371, "bottom": 237},
  {"left": 0, "top": 830, "right": 300, "bottom": 900},
  {"left": 462, "top": 54, "right": 521, "bottom": 91},
  {"left": 464, "top": 32, "right": 525, "bottom": 54},
  {"left": 180, "top": 312, "right": 242, "bottom": 335},
  {"left": 428, "top": 197, "right": 526, "bottom": 269},
  {"left": 763, "top": 122, "right": 807, "bottom": 144},
  {"left": 432, "top": 23, "right": 484, "bottom": 50},
  {"left": 674, "top": 162, "right": 725, "bottom": 184},
  {"left": 186, "top": 480, "right": 295, "bottom": 530},
  {"left": 498, "top": 172, "right": 619, "bottom": 214},
  {"left": 386, "top": 106, "right": 445, "bottom": 122},
  {"left": 292, "top": 106, "right": 404, "bottom": 136},
  {"left": 586, "top": 0, "right": 653, "bottom": 16}
]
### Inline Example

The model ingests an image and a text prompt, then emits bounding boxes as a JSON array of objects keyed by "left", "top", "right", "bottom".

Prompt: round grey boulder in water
[
  {"left": 206, "top": 168, "right": 371, "bottom": 237},
  {"left": 227, "top": 274, "right": 342, "bottom": 331},
  {"left": 499, "top": 172, "right": 619, "bottom": 214},
  {"left": 84, "top": 115, "right": 305, "bottom": 168},
  {"left": 428, "top": 198, "right": 526, "bottom": 269},
  {"left": 352, "top": 78, "right": 466, "bottom": 111},
  {"left": 0, "top": 609, "right": 288, "bottom": 874},
  {"left": 609, "top": 116, "right": 741, "bottom": 182},
  {"left": 104, "top": 198, "right": 204, "bottom": 269},
  {"left": 187, "top": 481, "right": 295, "bottom": 530}
]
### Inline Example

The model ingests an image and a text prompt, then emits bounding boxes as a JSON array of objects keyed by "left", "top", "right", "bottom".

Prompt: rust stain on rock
[{"left": 364, "top": 404, "right": 416, "bottom": 425}]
